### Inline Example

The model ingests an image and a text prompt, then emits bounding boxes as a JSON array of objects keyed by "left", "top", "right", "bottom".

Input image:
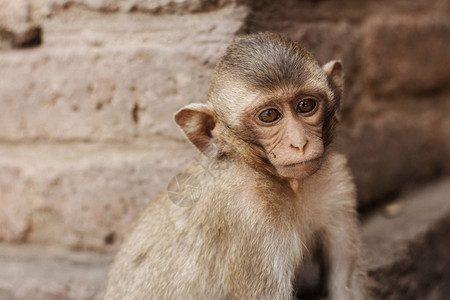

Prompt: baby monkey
[{"left": 105, "top": 33, "right": 366, "bottom": 300}]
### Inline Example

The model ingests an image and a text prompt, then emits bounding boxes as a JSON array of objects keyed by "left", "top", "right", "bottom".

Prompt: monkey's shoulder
[
  {"left": 310, "top": 151, "right": 353, "bottom": 182},
  {"left": 302, "top": 151, "right": 356, "bottom": 210}
]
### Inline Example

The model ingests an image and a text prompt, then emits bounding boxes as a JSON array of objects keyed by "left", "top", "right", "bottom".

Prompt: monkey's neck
[{"left": 288, "top": 179, "right": 301, "bottom": 193}]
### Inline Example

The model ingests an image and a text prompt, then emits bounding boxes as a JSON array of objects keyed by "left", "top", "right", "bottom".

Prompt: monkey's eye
[
  {"left": 258, "top": 109, "right": 281, "bottom": 123},
  {"left": 296, "top": 99, "right": 317, "bottom": 114}
]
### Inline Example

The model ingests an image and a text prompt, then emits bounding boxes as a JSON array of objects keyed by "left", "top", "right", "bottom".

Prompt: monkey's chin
[{"left": 275, "top": 159, "right": 322, "bottom": 180}]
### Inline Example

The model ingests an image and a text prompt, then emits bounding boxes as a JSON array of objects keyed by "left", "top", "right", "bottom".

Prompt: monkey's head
[{"left": 175, "top": 33, "right": 343, "bottom": 180}]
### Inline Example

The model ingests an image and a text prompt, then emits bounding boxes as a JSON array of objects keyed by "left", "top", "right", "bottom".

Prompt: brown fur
[{"left": 105, "top": 33, "right": 365, "bottom": 300}]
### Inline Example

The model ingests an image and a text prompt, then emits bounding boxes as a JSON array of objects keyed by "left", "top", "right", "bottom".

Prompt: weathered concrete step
[
  {"left": 40, "top": 6, "right": 247, "bottom": 50},
  {"left": 0, "top": 244, "right": 110, "bottom": 300},
  {"left": 363, "top": 177, "right": 450, "bottom": 300},
  {"left": 0, "top": 5, "right": 247, "bottom": 142},
  {"left": 0, "top": 45, "right": 211, "bottom": 142},
  {"left": 0, "top": 142, "right": 197, "bottom": 251},
  {"left": 29, "top": 0, "right": 237, "bottom": 17}
]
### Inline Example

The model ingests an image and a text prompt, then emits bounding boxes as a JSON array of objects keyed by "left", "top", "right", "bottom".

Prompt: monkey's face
[
  {"left": 245, "top": 89, "right": 327, "bottom": 180},
  {"left": 175, "top": 34, "right": 343, "bottom": 181}
]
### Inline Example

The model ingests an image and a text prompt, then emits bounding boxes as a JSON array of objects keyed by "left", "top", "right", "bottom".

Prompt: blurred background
[{"left": 0, "top": 0, "right": 449, "bottom": 299}]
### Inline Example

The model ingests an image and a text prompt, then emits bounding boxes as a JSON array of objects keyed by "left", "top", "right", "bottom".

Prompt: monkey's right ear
[{"left": 174, "top": 103, "right": 223, "bottom": 157}]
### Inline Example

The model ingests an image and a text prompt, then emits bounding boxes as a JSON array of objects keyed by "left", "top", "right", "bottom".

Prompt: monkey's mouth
[
  {"left": 275, "top": 156, "right": 323, "bottom": 180},
  {"left": 283, "top": 156, "right": 322, "bottom": 167}
]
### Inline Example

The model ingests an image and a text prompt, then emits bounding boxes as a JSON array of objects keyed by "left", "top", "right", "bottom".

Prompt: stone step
[
  {"left": 31, "top": 0, "right": 233, "bottom": 15},
  {"left": 0, "top": 141, "right": 197, "bottom": 251},
  {"left": 0, "top": 244, "right": 110, "bottom": 300},
  {"left": 0, "top": 5, "right": 247, "bottom": 142},
  {"left": 0, "top": 178, "right": 449, "bottom": 299},
  {"left": 363, "top": 177, "right": 450, "bottom": 299}
]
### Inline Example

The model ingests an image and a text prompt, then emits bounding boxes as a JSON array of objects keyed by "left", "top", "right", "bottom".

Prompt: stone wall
[{"left": 0, "top": 0, "right": 449, "bottom": 298}]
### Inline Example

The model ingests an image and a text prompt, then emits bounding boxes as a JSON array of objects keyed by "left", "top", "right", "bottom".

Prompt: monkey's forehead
[{"left": 212, "top": 76, "right": 332, "bottom": 103}]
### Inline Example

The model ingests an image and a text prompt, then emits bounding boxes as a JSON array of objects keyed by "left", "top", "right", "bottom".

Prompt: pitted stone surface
[{"left": 0, "top": 142, "right": 198, "bottom": 250}]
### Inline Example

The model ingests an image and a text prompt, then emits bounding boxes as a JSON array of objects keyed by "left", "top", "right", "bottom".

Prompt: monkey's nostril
[{"left": 302, "top": 140, "right": 309, "bottom": 152}]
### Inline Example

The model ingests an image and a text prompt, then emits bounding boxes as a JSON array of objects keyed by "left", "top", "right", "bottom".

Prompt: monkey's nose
[{"left": 290, "top": 140, "right": 308, "bottom": 154}]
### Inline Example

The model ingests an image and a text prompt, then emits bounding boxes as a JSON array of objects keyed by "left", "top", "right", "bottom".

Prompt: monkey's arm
[
  {"left": 309, "top": 153, "right": 366, "bottom": 300},
  {"left": 324, "top": 211, "right": 366, "bottom": 300}
]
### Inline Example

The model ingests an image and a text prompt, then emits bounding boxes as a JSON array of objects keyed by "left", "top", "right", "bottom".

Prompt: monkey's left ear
[
  {"left": 322, "top": 60, "right": 344, "bottom": 101},
  {"left": 174, "top": 103, "right": 223, "bottom": 157}
]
